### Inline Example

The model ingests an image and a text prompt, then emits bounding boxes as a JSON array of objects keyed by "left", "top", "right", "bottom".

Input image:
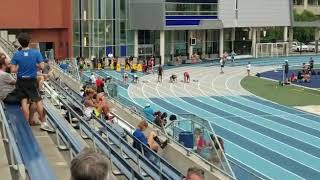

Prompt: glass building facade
[{"left": 73, "top": 0, "right": 134, "bottom": 58}]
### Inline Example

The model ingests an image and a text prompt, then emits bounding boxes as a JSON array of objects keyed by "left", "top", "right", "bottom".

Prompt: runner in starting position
[{"left": 184, "top": 72, "right": 190, "bottom": 83}]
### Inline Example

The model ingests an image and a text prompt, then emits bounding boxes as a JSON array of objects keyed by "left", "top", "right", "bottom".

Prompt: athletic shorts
[{"left": 16, "top": 78, "right": 41, "bottom": 102}]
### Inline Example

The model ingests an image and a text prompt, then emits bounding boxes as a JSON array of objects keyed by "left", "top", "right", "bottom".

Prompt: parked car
[
  {"left": 291, "top": 42, "right": 308, "bottom": 52},
  {"left": 307, "top": 41, "right": 320, "bottom": 52}
]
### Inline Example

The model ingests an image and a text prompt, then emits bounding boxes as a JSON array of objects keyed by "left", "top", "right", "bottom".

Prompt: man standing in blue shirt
[{"left": 10, "top": 33, "right": 53, "bottom": 132}]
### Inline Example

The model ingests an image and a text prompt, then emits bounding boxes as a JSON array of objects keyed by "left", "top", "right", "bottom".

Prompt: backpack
[{"left": 64, "top": 105, "right": 83, "bottom": 121}]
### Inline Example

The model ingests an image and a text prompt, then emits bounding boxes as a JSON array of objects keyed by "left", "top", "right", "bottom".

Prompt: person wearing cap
[{"left": 143, "top": 103, "right": 154, "bottom": 121}]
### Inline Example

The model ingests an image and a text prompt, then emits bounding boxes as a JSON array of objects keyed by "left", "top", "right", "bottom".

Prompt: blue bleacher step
[{"left": 5, "top": 104, "right": 56, "bottom": 180}]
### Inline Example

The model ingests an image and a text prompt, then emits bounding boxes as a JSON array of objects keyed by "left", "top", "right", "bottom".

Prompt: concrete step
[
  {"left": 0, "top": 129, "right": 12, "bottom": 180},
  {"left": 31, "top": 126, "right": 70, "bottom": 180}
]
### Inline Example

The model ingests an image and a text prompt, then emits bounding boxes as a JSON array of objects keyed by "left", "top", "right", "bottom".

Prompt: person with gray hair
[
  {"left": 70, "top": 148, "right": 109, "bottom": 180},
  {"left": 185, "top": 167, "right": 205, "bottom": 180}
]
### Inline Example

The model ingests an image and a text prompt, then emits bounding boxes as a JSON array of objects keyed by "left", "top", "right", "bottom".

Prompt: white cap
[
  {"left": 285, "top": 59, "right": 288, "bottom": 62},
  {"left": 145, "top": 103, "right": 150, "bottom": 107}
]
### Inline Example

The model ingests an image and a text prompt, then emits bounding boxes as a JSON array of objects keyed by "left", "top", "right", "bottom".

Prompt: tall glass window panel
[
  {"left": 73, "top": 20, "right": 81, "bottom": 46},
  {"left": 101, "top": 0, "right": 113, "bottom": 19},
  {"left": 120, "top": 0, "right": 127, "bottom": 20},
  {"left": 98, "top": 20, "right": 106, "bottom": 46},
  {"left": 105, "top": 20, "right": 113, "bottom": 45},
  {"left": 120, "top": 21, "right": 127, "bottom": 44},
  {"left": 73, "top": 46, "right": 80, "bottom": 57},
  {"left": 83, "top": 20, "right": 94, "bottom": 46},
  {"left": 83, "top": 47, "right": 90, "bottom": 58},
  {"left": 127, "top": 30, "right": 134, "bottom": 45},
  {"left": 82, "top": 0, "right": 92, "bottom": 20},
  {"left": 98, "top": 47, "right": 105, "bottom": 58},
  {"left": 73, "top": 0, "right": 80, "bottom": 19},
  {"left": 93, "top": 20, "right": 100, "bottom": 46},
  {"left": 92, "top": 0, "right": 100, "bottom": 19},
  {"left": 115, "top": 21, "right": 121, "bottom": 50}
]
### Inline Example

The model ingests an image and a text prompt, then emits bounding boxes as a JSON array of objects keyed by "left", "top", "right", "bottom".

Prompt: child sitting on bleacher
[{"left": 83, "top": 88, "right": 113, "bottom": 120}]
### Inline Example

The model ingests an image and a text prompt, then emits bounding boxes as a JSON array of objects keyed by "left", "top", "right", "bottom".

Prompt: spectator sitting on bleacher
[
  {"left": 37, "top": 59, "right": 52, "bottom": 94},
  {"left": 153, "top": 112, "right": 168, "bottom": 129},
  {"left": 143, "top": 103, "right": 154, "bottom": 121},
  {"left": 0, "top": 53, "right": 22, "bottom": 105},
  {"left": 10, "top": 32, "right": 53, "bottom": 132},
  {"left": 83, "top": 88, "right": 113, "bottom": 120},
  {"left": 133, "top": 121, "right": 168, "bottom": 153},
  {"left": 206, "top": 135, "right": 225, "bottom": 167},
  {"left": 184, "top": 167, "right": 205, "bottom": 180},
  {"left": 70, "top": 148, "right": 109, "bottom": 180},
  {"left": 95, "top": 77, "right": 104, "bottom": 93}
]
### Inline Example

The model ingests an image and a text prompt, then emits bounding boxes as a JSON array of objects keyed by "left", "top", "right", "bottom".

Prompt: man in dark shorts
[
  {"left": 158, "top": 65, "right": 163, "bottom": 82},
  {"left": 10, "top": 32, "right": 53, "bottom": 132}
]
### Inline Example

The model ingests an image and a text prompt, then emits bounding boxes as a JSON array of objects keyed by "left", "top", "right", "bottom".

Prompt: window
[
  {"left": 293, "top": 0, "right": 304, "bottom": 5},
  {"left": 165, "top": 3, "right": 218, "bottom": 16}
]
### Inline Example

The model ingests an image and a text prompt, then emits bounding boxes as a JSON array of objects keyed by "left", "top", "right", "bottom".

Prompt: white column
[
  {"left": 315, "top": 28, "right": 320, "bottom": 53},
  {"left": 134, "top": 30, "right": 138, "bottom": 58},
  {"left": 251, "top": 28, "right": 257, "bottom": 57},
  {"left": 304, "top": 0, "right": 308, "bottom": 9},
  {"left": 219, "top": 29, "right": 224, "bottom": 57},
  {"left": 283, "top": 26, "right": 288, "bottom": 42},
  {"left": 202, "top": 30, "right": 206, "bottom": 56},
  {"left": 160, "top": 30, "right": 165, "bottom": 65},
  {"left": 231, "top": 28, "right": 236, "bottom": 51},
  {"left": 188, "top": 30, "right": 193, "bottom": 59},
  {"left": 170, "top": 31, "right": 175, "bottom": 55},
  {"left": 256, "top": 28, "right": 261, "bottom": 43},
  {"left": 315, "top": 28, "right": 320, "bottom": 41},
  {"left": 289, "top": 27, "right": 293, "bottom": 47}
]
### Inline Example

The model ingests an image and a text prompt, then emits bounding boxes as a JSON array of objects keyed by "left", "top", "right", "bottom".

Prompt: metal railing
[
  {"left": 48, "top": 78, "right": 184, "bottom": 179},
  {"left": 110, "top": 92, "right": 236, "bottom": 180},
  {"left": 53, "top": 60, "right": 267, "bottom": 180},
  {"left": 50, "top": 58, "right": 81, "bottom": 82},
  {"left": 165, "top": 114, "right": 235, "bottom": 178},
  {"left": 0, "top": 37, "right": 16, "bottom": 58},
  {"left": 0, "top": 101, "right": 26, "bottom": 180},
  {"left": 52, "top": 69, "right": 236, "bottom": 179}
]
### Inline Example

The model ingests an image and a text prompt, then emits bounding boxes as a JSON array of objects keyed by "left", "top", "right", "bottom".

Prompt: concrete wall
[
  {"left": 129, "top": 0, "right": 165, "bottom": 30},
  {"left": 220, "top": 0, "right": 291, "bottom": 28},
  {"left": 0, "top": 0, "right": 73, "bottom": 59}
]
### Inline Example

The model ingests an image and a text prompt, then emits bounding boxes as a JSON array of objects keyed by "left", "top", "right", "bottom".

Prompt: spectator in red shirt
[{"left": 95, "top": 77, "right": 104, "bottom": 93}]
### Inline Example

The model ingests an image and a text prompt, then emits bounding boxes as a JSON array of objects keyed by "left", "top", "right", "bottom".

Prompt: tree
[{"left": 293, "top": 10, "right": 320, "bottom": 42}]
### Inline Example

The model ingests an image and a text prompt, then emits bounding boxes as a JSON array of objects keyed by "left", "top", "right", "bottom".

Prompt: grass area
[{"left": 241, "top": 76, "right": 320, "bottom": 106}]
